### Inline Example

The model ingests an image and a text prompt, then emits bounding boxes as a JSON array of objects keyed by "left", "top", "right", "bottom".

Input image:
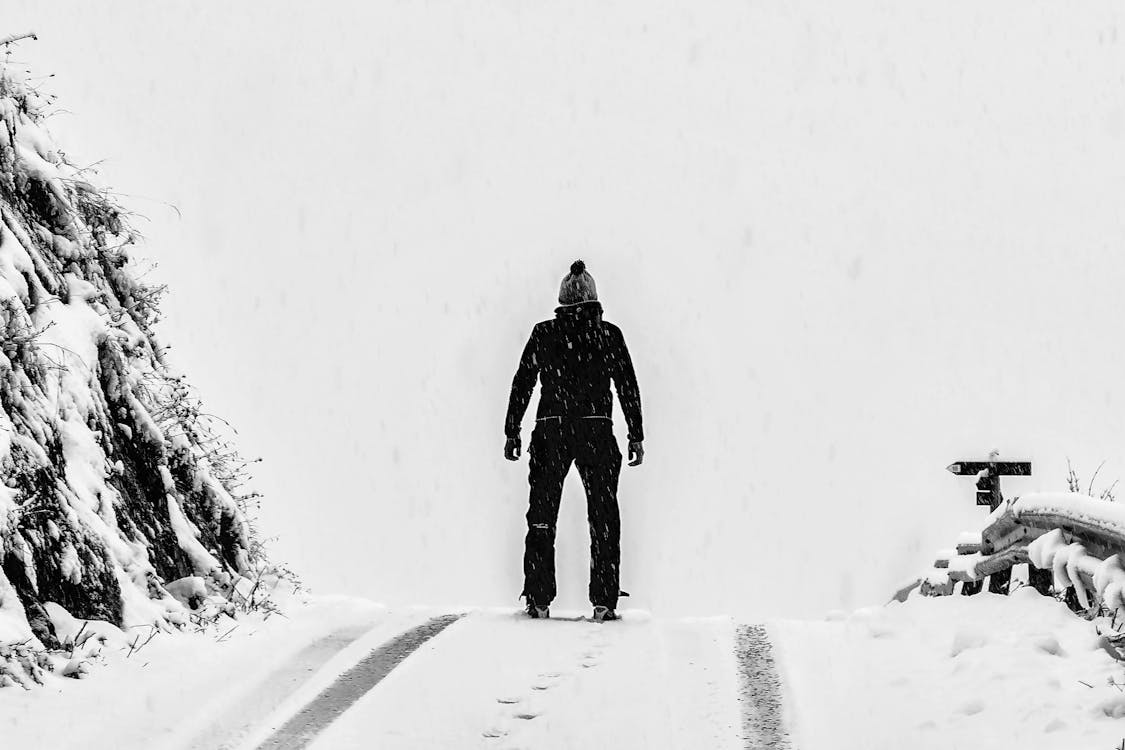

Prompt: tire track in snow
[
  {"left": 255, "top": 613, "right": 463, "bottom": 750},
  {"left": 736, "top": 624, "right": 791, "bottom": 750},
  {"left": 186, "top": 621, "right": 378, "bottom": 750}
]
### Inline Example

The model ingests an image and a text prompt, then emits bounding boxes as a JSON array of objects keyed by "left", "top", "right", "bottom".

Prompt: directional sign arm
[{"left": 947, "top": 461, "right": 1031, "bottom": 477}]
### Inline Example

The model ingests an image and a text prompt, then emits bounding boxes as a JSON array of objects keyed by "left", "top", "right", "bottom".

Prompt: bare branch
[{"left": 1089, "top": 460, "right": 1107, "bottom": 497}]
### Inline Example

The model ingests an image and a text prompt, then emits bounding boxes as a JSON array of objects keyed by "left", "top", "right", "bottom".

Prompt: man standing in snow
[{"left": 504, "top": 260, "right": 644, "bottom": 623}]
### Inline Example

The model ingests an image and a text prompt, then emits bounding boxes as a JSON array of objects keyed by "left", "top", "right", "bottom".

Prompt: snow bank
[{"left": 773, "top": 590, "right": 1125, "bottom": 750}]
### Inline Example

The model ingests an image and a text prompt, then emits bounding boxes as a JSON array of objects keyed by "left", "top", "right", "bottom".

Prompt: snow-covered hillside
[{"left": 0, "top": 63, "right": 258, "bottom": 677}]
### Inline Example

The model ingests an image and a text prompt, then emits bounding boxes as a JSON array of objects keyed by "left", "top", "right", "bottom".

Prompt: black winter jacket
[{"left": 505, "top": 301, "right": 643, "bottom": 443}]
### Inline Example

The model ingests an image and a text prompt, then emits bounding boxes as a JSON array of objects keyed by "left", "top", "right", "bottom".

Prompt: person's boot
[
  {"left": 592, "top": 605, "right": 617, "bottom": 622},
  {"left": 525, "top": 600, "right": 550, "bottom": 619}
]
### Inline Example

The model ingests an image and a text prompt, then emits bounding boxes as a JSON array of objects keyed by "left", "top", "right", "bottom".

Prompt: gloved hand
[
  {"left": 628, "top": 441, "right": 644, "bottom": 467},
  {"left": 504, "top": 436, "right": 522, "bottom": 461}
]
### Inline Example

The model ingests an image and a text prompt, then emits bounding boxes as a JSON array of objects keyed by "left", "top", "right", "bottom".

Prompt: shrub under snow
[{"left": 0, "top": 61, "right": 264, "bottom": 677}]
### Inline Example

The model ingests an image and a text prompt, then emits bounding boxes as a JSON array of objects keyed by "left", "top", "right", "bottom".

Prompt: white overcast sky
[{"left": 5, "top": 1, "right": 1125, "bottom": 618}]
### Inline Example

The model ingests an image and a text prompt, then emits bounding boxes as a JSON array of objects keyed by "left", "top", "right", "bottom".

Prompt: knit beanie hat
[{"left": 558, "top": 260, "right": 598, "bottom": 305}]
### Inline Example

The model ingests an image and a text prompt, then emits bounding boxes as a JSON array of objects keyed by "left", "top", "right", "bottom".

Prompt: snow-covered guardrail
[{"left": 913, "top": 493, "right": 1125, "bottom": 615}]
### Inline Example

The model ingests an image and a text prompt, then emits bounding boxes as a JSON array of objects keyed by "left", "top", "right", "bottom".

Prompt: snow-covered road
[
  {"left": 0, "top": 599, "right": 790, "bottom": 749},
  {"left": 10, "top": 592, "right": 1125, "bottom": 749},
  {"left": 238, "top": 610, "right": 769, "bottom": 750}
]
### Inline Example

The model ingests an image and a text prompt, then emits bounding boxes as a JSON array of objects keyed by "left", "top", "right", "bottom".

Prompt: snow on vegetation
[
  {"left": 0, "top": 62, "right": 269, "bottom": 686},
  {"left": 773, "top": 590, "right": 1125, "bottom": 750}
]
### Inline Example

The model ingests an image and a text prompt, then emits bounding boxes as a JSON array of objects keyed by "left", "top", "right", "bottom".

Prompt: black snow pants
[{"left": 523, "top": 417, "right": 622, "bottom": 609}]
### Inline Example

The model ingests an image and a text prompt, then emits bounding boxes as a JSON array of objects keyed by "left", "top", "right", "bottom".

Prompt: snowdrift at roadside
[{"left": 773, "top": 589, "right": 1125, "bottom": 750}]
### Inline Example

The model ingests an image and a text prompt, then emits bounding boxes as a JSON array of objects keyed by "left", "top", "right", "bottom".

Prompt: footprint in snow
[
  {"left": 514, "top": 711, "right": 539, "bottom": 721},
  {"left": 496, "top": 696, "right": 522, "bottom": 705},
  {"left": 482, "top": 727, "right": 508, "bottom": 739},
  {"left": 957, "top": 699, "right": 985, "bottom": 716},
  {"left": 1044, "top": 718, "right": 1067, "bottom": 733},
  {"left": 1032, "top": 635, "right": 1064, "bottom": 656}
]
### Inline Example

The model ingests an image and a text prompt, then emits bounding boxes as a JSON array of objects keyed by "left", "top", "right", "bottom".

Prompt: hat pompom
[{"left": 570, "top": 259, "right": 586, "bottom": 276}]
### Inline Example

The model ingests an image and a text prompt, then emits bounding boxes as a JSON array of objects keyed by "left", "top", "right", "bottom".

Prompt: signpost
[
  {"left": 945, "top": 461, "right": 1032, "bottom": 509},
  {"left": 947, "top": 458, "right": 1041, "bottom": 595}
]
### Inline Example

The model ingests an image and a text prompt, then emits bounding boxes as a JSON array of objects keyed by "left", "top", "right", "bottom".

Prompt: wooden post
[
  {"left": 1029, "top": 566, "right": 1053, "bottom": 596},
  {"left": 947, "top": 459, "right": 1031, "bottom": 596},
  {"left": 987, "top": 569, "right": 1010, "bottom": 595}
]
